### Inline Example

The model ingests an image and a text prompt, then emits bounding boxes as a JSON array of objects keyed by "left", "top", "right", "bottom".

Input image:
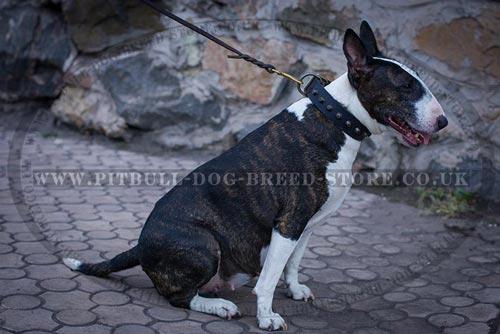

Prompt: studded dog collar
[{"left": 304, "top": 76, "right": 371, "bottom": 141}]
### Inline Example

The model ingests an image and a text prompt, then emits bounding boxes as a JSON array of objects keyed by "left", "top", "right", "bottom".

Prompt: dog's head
[{"left": 343, "top": 21, "right": 447, "bottom": 146}]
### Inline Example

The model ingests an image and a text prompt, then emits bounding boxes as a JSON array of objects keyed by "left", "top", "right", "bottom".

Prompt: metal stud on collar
[{"left": 304, "top": 76, "right": 372, "bottom": 141}]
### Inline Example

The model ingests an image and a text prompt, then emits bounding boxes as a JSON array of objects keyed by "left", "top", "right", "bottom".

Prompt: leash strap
[
  {"left": 304, "top": 76, "right": 371, "bottom": 141},
  {"left": 141, "top": 0, "right": 291, "bottom": 77},
  {"left": 140, "top": 0, "right": 371, "bottom": 141}
]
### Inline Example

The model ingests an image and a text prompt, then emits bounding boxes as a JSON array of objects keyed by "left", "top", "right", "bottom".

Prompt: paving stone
[
  {"left": 86, "top": 231, "right": 117, "bottom": 239},
  {"left": 313, "top": 225, "right": 342, "bottom": 236},
  {"left": 325, "top": 256, "right": 368, "bottom": 270},
  {"left": 379, "top": 317, "right": 439, "bottom": 334},
  {"left": 450, "top": 281, "right": 485, "bottom": 292},
  {"left": 395, "top": 299, "right": 449, "bottom": 317},
  {"left": 1, "top": 295, "right": 42, "bottom": 309},
  {"left": 341, "top": 226, "right": 367, "bottom": 234},
  {"left": 93, "top": 304, "right": 151, "bottom": 326},
  {"left": 408, "top": 284, "right": 460, "bottom": 299},
  {"left": 373, "top": 244, "right": 401, "bottom": 254},
  {"left": 41, "top": 290, "right": 96, "bottom": 311},
  {"left": 460, "top": 268, "right": 490, "bottom": 277},
  {"left": 25, "top": 264, "right": 76, "bottom": 280},
  {"left": 14, "top": 241, "right": 52, "bottom": 255},
  {"left": 204, "top": 320, "right": 246, "bottom": 334},
  {"left": 152, "top": 320, "right": 208, "bottom": 334},
  {"left": 113, "top": 324, "right": 155, "bottom": 334},
  {"left": 40, "top": 277, "right": 77, "bottom": 291},
  {"left": 146, "top": 306, "right": 188, "bottom": 321},
  {"left": 346, "top": 269, "right": 378, "bottom": 281},
  {"left": 465, "top": 287, "right": 500, "bottom": 304},
  {"left": 442, "top": 322, "right": 490, "bottom": 334},
  {"left": 454, "top": 303, "right": 499, "bottom": 321},
  {"left": 74, "top": 275, "right": 127, "bottom": 293},
  {"left": 353, "top": 328, "right": 390, "bottom": 334},
  {"left": 0, "top": 278, "right": 40, "bottom": 295},
  {"left": 57, "top": 324, "right": 112, "bottom": 334},
  {"left": 24, "top": 253, "right": 59, "bottom": 265},
  {"left": 91, "top": 291, "right": 130, "bottom": 306},
  {"left": 304, "top": 268, "right": 347, "bottom": 283},
  {"left": 439, "top": 296, "right": 475, "bottom": 307},
  {"left": 0, "top": 253, "right": 25, "bottom": 268},
  {"left": 0, "top": 244, "right": 13, "bottom": 254},
  {"left": 427, "top": 313, "right": 465, "bottom": 327},
  {"left": 400, "top": 278, "right": 429, "bottom": 288},
  {"left": 55, "top": 309, "right": 97, "bottom": 325},
  {"left": 45, "top": 222, "right": 73, "bottom": 231},
  {"left": 290, "top": 315, "right": 328, "bottom": 329},
  {"left": 350, "top": 296, "right": 393, "bottom": 311},
  {"left": 467, "top": 255, "right": 498, "bottom": 264},
  {"left": 368, "top": 308, "right": 407, "bottom": 321},
  {"left": 383, "top": 292, "right": 417, "bottom": 303},
  {"left": 1, "top": 309, "right": 58, "bottom": 332},
  {"left": 327, "top": 236, "right": 356, "bottom": 245},
  {"left": 360, "top": 257, "right": 390, "bottom": 267},
  {"left": 329, "top": 283, "right": 363, "bottom": 295},
  {"left": 0, "top": 268, "right": 25, "bottom": 279},
  {"left": 312, "top": 246, "right": 342, "bottom": 257}
]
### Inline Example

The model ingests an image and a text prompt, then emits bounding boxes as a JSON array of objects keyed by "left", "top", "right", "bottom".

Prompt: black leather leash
[{"left": 139, "top": 0, "right": 371, "bottom": 140}]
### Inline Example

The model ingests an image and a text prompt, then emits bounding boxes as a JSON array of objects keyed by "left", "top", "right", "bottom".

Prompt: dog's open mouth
[{"left": 387, "top": 116, "right": 431, "bottom": 146}]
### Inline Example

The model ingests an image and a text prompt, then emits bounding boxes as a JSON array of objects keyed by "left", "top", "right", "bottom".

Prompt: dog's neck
[
  {"left": 287, "top": 72, "right": 382, "bottom": 164},
  {"left": 314, "top": 73, "right": 382, "bottom": 165},
  {"left": 323, "top": 73, "right": 382, "bottom": 137}
]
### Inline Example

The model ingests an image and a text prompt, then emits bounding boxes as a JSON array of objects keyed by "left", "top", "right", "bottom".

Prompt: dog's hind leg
[
  {"left": 145, "top": 255, "right": 241, "bottom": 319},
  {"left": 142, "top": 228, "right": 240, "bottom": 319}
]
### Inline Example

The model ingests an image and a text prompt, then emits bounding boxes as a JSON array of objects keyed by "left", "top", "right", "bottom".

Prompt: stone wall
[{"left": 1, "top": 0, "right": 499, "bottom": 200}]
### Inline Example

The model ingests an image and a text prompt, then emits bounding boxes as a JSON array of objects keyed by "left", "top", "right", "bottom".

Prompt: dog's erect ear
[
  {"left": 359, "top": 20, "right": 381, "bottom": 57},
  {"left": 343, "top": 28, "right": 372, "bottom": 89}
]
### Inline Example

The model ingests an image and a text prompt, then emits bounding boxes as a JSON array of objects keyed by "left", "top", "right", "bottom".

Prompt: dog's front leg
[
  {"left": 284, "top": 230, "right": 314, "bottom": 301},
  {"left": 253, "top": 229, "right": 297, "bottom": 331}
]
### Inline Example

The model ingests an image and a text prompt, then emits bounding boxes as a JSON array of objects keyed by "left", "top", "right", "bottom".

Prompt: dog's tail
[{"left": 63, "top": 246, "right": 140, "bottom": 277}]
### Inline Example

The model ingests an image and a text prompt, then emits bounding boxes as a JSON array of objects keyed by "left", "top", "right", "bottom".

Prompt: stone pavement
[{"left": 1, "top": 113, "right": 500, "bottom": 334}]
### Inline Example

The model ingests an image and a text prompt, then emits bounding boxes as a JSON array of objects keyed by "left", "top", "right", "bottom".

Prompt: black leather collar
[{"left": 304, "top": 76, "right": 371, "bottom": 141}]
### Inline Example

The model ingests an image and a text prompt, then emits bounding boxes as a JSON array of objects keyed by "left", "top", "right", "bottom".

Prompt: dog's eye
[{"left": 401, "top": 82, "right": 412, "bottom": 90}]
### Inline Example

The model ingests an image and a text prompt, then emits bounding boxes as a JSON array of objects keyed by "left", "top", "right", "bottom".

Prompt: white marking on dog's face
[{"left": 373, "top": 57, "right": 446, "bottom": 134}]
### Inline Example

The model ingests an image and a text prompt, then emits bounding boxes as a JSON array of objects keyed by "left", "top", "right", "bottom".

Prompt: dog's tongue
[{"left": 421, "top": 133, "right": 431, "bottom": 145}]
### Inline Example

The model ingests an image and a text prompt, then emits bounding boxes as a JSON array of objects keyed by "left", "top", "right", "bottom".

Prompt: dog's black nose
[{"left": 436, "top": 115, "right": 448, "bottom": 130}]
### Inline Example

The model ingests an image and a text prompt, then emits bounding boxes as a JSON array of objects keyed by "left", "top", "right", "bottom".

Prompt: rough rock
[
  {"left": 356, "top": 133, "right": 401, "bottom": 173},
  {"left": 278, "top": 0, "right": 334, "bottom": 45},
  {"left": 51, "top": 75, "right": 127, "bottom": 138},
  {"left": 98, "top": 49, "right": 226, "bottom": 131},
  {"left": 62, "top": 0, "right": 165, "bottom": 53},
  {"left": 202, "top": 37, "right": 298, "bottom": 105},
  {"left": 415, "top": 12, "right": 500, "bottom": 79},
  {"left": 278, "top": 0, "right": 360, "bottom": 45},
  {"left": 0, "top": 6, "right": 75, "bottom": 101}
]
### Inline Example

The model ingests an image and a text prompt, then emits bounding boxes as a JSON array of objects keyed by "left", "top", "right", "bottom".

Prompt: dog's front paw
[
  {"left": 258, "top": 313, "right": 287, "bottom": 331},
  {"left": 212, "top": 299, "right": 241, "bottom": 320},
  {"left": 287, "top": 283, "right": 314, "bottom": 301}
]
